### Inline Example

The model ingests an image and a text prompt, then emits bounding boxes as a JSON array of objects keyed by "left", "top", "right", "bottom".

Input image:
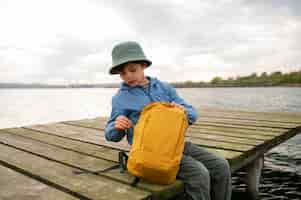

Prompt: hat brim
[{"left": 109, "top": 59, "right": 152, "bottom": 75}]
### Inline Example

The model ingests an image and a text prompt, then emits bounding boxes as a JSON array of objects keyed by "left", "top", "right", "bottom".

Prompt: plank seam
[
  {"left": 23, "top": 127, "right": 129, "bottom": 152},
  {"left": 0, "top": 141, "right": 164, "bottom": 197},
  {"left": 188, "top": 130, "right": 270, "bottom": 141},
  {"left": 0, "top": 141, "right": 139, "bottom": 189},
  {"left": 62, "top": 121, "right": 104, "bottom": 131},
  {"left": 0, "top": 158, "right": 92, "bottom": 200},
  {"left": 61, "top": 122, "right": 257, "bottom": 150},
  {"left": 63, "top": 121, "right": 274, "bottom": 142},
  {"left": 195, "top": 143, "right": 246, "bottom": 153},
  {"left": 197, "top": 115, "right": 301, "bottom": 125},
  {"left": 191, "top": 124, "right": 285, "bottom": 133},
  {"left": 27, "top": 123, "right": 250, "bottom": 152},
  {"left": 2, "top": 129, "right": 119, "bottom": 163},
  {"left": 187, "top": 135, "right": 259, "bottom": 146},
  {"left": 63, "top": 122, "right": 261, "bottom": 145},
  {"left": 193, "top": 121, "right": 292, "bottom": 130}
]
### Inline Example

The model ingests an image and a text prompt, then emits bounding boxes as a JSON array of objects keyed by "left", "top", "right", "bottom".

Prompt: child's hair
[{"left": 114, "top": 61, "right": 148, "bottom": 74}]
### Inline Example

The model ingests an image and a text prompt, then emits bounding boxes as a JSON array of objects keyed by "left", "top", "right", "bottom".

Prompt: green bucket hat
[{"left": 109, "top": 41, "right": 152, "bottom": 74}]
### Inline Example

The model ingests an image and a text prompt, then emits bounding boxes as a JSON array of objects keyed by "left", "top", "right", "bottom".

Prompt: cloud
[
  {"left": 0, "top": 0, "right": 300, "bottom": 83},
  {"left": 102, "top": 0, "right": 301, "bottom": 80}
]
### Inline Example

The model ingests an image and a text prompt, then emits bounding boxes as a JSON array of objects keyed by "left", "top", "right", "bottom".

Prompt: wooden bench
[{"left": 0, "top": 107, "right": 300, "bottom": 200}]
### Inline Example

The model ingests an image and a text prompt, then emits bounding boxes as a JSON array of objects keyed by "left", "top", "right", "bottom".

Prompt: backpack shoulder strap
[{"left": 73, "top": 151, "right": 128, "bottom": 174}]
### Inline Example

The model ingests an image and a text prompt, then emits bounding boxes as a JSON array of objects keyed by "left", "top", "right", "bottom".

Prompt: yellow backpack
[{"left": 127, "top": 102, "right": 188, "bottom": 185}]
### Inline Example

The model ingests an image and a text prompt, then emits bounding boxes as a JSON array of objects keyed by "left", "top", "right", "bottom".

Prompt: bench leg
[{"left": 245, "top": 156, "right": 264, "bottom": 200}]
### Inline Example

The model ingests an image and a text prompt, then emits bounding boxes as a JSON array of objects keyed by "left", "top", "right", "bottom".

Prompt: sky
[{"left": 0, "top": 0, "right": 301, "bottom": 84}]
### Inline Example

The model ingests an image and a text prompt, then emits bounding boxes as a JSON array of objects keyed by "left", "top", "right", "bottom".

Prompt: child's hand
[
  {"left": 170, "top": 101, "right": 186, "bottom": 113},
  {"left": 115, "top": 115, "right": 133, "bottom": 131}
]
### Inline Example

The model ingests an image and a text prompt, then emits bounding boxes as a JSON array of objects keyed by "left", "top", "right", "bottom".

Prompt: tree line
[
  {"left": 1, "top": 70, "right": 300, "bottom": 88},
  {"left": 171, "top": 70, "right": 301, "bottom": 88}
]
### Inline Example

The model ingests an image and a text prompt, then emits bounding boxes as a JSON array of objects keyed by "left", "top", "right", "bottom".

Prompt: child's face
[{"left": 119, "top": 62, "right": 147, "bottom": 87}]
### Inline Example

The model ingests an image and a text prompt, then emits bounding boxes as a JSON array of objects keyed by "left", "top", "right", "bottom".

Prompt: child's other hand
[
  {"left": 170, "top": 101, "right": 186, "bottom": 112},
  {"left": 115, "top": 115, "right": 133, "bottom": 131}
]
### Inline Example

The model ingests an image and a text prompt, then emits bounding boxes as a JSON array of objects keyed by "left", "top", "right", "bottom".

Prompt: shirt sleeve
[
  {"left": 104, "top": 97, "right": 127, "bottom": 142},
  {"left": 165, "top": 83, "right": 198, "bottom": 125}
]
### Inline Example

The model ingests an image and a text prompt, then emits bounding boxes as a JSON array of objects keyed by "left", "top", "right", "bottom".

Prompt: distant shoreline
[
  {"left": 1, "top": 83, "right": 300, "bottom": 89},
  {"left": 172, "top": 83, "right": 301, "bottom": 88},
  {"left": 2, "top": 70, "right": 300, "bottom": 89}
]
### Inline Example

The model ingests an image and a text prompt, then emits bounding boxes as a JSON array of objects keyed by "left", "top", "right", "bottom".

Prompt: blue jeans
[{"left": 177, "top": 142, "right": 232, "bottom": 200}]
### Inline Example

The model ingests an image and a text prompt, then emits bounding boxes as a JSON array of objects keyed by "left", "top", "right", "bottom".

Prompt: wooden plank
[
  {"left": 2, "top": 107, "right": 300, "bottom": 200},
  {"left": 3, "top": 127, "right": 241, "bottom": 162},
  {"left": 64, "top": 120, "right": 278, "bottom": 156},
  {"left": 0, "top": 129, "right": 186, "bottom": 199},
  {"left": 190, "top": 137, "right": 254, "bottom": 152},
  {"left": 1, "top": 127, "right": 242, "bottom": 175},
  {"left": 66, "top": 114, "right": 301, "bottom": 132},
  {"left": 65, "top": 117, "right": 301, "bottom": 170},
  {"left": 229, "top": 127, "right": 301, "bottom": 172},
  {"left": 64, "top": 117, "right": 108, "bottom": 130},
  {"left": 29, "top": 119, "right": 298, "bottom": 170},
  {"left": 0, "top": 131, "right": 115, "bottom": 172},
  {"left": 199, "top": 107, "right": 301, "bottom": 123},
  {"left": 191, "top": 123, "right": 287, "bottom": 135},
  {"left": 66, "top": 117, "right": 288, "bottom": 135},
  {"left": 62, "top": 120, "right": 301, "bottom": 172},
  {"left": 59, "top": 119, "right": 301, "bottom": 160},
  {"left": 189, "top": 125, "right": 284, "bottom": 138},
  {"left": 0, "top": 130, "right": 184, "bottom": 199},
  {"left": 64, "top": 118, "right": 282, "bottom": 140},
  {"left": 64, "top": 118, "right": 107, "bottom": 130},
  {"left": 201, "top": 106, "right": 301, "bottom": 117},
  {"left": 61, "top": 120, "right": 266, "bottom": 152},
  {"left": 25, "top": 124, "right": 242, "bottom": 160},
  {"left": 4, "top": 127, "right": 119, "bottom": 162},
  {"left": 65, "top": 118, "right": 277, "bottom": 145},
  {"left": 197, "top": 114, "right": 301, "bottom": 125},
  {"left": 25, "top": 122, "right": 131, "bottom": 151},
  {"left": 187, "top": 127, "right": 273, "bottom": 141},
  {"left": 218, "top": 129, "right": 300, "bottom": 173},
  {"left": 72, "top": 108, "right": 301, "bottom": 125},
  {"left": 0, "top": 164, "right": 79, "bottom": 200},
  {"left": 186, "top": 131, "right": 263, "bottom": 146},
  {"left": 26, "top": 122, "right": 248, "bottom": 154},
  {"left": 0, "top": 142, "right": 151, "bottom": 200},
  {"left": 195, "top": 117, "right": 300, "bottom": 129}
]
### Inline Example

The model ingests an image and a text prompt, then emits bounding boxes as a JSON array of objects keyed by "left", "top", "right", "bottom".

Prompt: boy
[{"left": 105, "top": 41, "right": 232, "bottom": 200}]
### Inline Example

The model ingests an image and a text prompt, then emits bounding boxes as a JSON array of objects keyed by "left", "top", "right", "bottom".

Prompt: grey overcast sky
[{"left": 1, "top": 0, "right": 300, "bottom": 84}]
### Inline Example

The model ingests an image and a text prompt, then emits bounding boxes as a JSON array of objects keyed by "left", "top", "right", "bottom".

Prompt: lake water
[{"left": 1, "top": 87, "right": 301, "bottom": 176}]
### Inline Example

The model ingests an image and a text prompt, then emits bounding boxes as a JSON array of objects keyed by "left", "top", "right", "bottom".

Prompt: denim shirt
[{"left": 104, "top": 76, "right": 198, "bottom": 145}]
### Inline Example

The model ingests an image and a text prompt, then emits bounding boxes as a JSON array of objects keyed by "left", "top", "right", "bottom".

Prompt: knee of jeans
[
  {"left": 194, "top": 162, "right": 210, "bottom": 185},
  {"left": 216, "top": 157, "right": 231, "bottom": 177}
]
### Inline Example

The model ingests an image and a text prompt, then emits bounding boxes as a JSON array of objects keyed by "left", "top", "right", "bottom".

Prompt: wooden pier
[{"left": 1, "top": 107, "right": 301, "bottom": 200}]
